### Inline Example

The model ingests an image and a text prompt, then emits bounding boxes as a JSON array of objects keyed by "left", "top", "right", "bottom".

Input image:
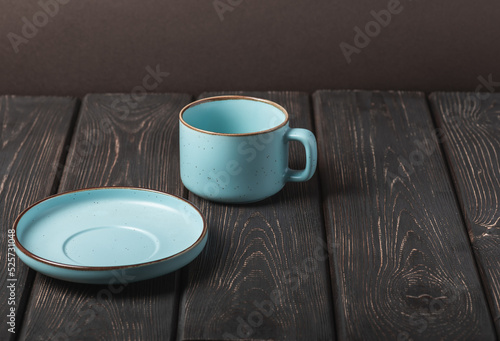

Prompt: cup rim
[{"left": 179, "top": 95, "right": 289, "bottom": 136}]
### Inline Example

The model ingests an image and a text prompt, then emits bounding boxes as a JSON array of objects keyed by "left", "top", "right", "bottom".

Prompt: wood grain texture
[
  {"left": 19, "top": 93, "right": 192, "bottom": 341},
  {"left": 0, "top": 96, "right": 77, "bottom": 341},
  {"left": 313, "top": 90, "right": 496, "bottom": 340},
  {"left": 178, "top": 92, "right": 335, "bottom": 340},
  {"left": 429, "top": 92, "right": 500, "bottom": 334}
]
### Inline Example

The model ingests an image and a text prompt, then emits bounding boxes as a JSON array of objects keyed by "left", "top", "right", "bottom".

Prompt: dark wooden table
[{"left": 1, "top": 91, "right": 499, "bottom": 340}]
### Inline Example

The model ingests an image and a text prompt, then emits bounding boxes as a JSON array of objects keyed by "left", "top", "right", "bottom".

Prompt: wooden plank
[
  {"left": 178, "top": 92, "right": 335, "bottom": 340},
  {"left": 429, "top": 92, "right": 500, "bottom": 334},
  {"left": 0, "top": 96, "right": 77, "bottom": 341},
  {"left": 313, "top": 90, "right": 496, "bottom": 340},
  {"left": 19, "top": 93, "right": 192, "bottom": 341}
]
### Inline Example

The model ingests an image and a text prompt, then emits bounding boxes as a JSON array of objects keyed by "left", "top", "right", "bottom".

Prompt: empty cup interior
[{"left": 181, "top": 98, "right": 287, "bottom": 134}]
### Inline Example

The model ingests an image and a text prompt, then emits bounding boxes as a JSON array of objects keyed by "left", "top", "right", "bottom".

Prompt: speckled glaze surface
[
  {"left": 179, "top": 96, "right": 317, "bottom": 203},
  {"left": 14, "top": 187, "right": 207, "bottom": 284}
]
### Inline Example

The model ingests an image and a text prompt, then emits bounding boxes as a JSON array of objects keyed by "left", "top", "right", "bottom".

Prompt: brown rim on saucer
[
  {"left": 179, "top": 95, "right": 289, "bottom": 136},
  {"left": 13, "top": 187, "right": 208, "bottom": 271}
]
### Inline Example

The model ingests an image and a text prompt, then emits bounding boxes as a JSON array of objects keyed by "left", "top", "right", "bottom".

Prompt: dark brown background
[{"left": 1, "top": 0, "right": 499, "bottom": 96}]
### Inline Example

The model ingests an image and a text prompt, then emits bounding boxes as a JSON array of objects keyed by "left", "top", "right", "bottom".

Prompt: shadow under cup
[{"left": 179, "top": 96, "right": 317, "bottom": 203}]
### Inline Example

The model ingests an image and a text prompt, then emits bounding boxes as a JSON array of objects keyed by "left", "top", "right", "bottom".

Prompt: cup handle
[{"left": 285, "top": 128, "right": 318, "bottom": 182}]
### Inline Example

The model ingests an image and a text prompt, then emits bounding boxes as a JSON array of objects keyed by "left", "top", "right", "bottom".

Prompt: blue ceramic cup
[{"left": 179, "top": 96, "right": 317, "bottom": 203}]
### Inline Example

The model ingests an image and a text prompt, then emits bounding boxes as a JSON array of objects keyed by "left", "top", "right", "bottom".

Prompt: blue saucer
[{"left": 14, "top": 187, "right": 207, "bottom": 284}]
